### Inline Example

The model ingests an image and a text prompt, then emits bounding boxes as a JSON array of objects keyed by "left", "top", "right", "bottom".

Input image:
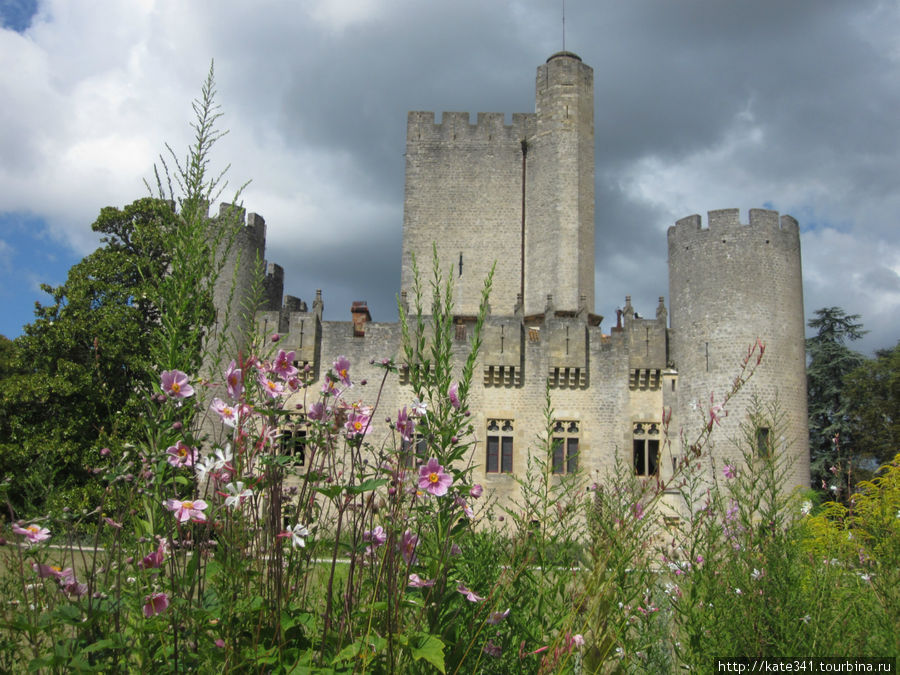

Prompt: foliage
[
  {"left": 843, "top": 341, "right": 900, "bottom": 476},
  {"left": 806, "top": 307, "right": 867, "bottom": 494},
  {"left": 0, "top": 198, "right": 179, "bottom": 515},
  {"left": 0, "top": 62, "right": 244, "bottom": 519}
]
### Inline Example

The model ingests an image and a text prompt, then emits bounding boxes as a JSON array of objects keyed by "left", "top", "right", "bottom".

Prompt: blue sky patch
[{"left": 0, "top": 0, "right": 37, "bottom": 33}]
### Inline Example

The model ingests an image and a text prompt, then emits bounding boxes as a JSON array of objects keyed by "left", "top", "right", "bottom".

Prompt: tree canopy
[
  {"left": 0, "top": 199, "right": 180, "bottom": 513},
  {"left": 844, "top": 341, "right": 900, "bottom": 476},
  {"left": 806, "top": 307, "right": 867, "bottom": 494}
]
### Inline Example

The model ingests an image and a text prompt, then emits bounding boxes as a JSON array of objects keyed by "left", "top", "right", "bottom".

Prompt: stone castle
[{"left": 213, "top": 51, "right": 810, "bottom": 504}]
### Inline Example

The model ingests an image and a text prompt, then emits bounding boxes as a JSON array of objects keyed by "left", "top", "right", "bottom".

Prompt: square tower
[{"left": 400, "top": 52, "right": 595, "bottom": 318}]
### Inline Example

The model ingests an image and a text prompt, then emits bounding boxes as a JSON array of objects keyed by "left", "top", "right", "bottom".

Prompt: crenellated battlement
[
  {"left": 218, "top": 202, "right": 267, "bottom": 253},
  {"left": 406, "top": 110, "right": 533, "bottom": 144},
  {"left": 668, "top": 208, "right": 799, "bottom": 245}
]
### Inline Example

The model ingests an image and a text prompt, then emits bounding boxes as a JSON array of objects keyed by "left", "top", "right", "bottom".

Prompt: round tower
[
  {"left": 667, "top": 208, "right": 809, "bottom": 490},
  {"left": 212, "top": 203, "right": 268, "bottom": 352},
  {"left": 524, "top": 51, "right": 595, "bottom": 315}
]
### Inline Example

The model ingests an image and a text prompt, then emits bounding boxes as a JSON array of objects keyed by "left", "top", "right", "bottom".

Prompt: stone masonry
[{"left": 213, "top": 52, "right": 810, "bottom": 512}]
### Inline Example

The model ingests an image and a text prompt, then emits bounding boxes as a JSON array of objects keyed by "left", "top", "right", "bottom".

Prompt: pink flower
[
  {"left": 487, "top": 608, "right": 510, "bottom": 625},
  {"left": 455, "top": 496, "right": 474, "bottom": 518},
  {"left": 707, "top": 392, "right": 726, "bottom": 428},
  {"left": 62, "top": 577, "right": 87, "bottom": 597},
  {"left": 470, "top": 484, "right": 483, "bottom": 499},
  {"left": 400, "top": 530, "right": 418, "bottom": 565},
  {"left": 160, "top": 370, "right": 194, "bottom": 399},
  {"left": 722, "top": 464, "right": 736, "bottom": 480},
  {"left": 211, "top": 397, "right": 240, "bottom": 427},
  {"left": 395, "top": 406, "right": 414, "bottom": 442},
  {"left": 307, "top": 401, "right": 328, "bottom": 421},
  {"left": 725, "top": 500, "right": 739, "bottom": 522},
  {"left": 138, "top": 541, "right": 167, "bottom": 569},
  {"left": 32, "top": 563, "right": 73, "bottom": 580},
  {"left": 418, "top": 458, "right": 452, "bottom": 497},
  {"left": 457, "top": 583, "right": 485, "bottom": 602},
  {"left": 225, "top": 360, "right": 243, "bottom": 399},
  {"left": 164, "top": 498, "right": 208, "bottom": 523},
  {"left": 143, "top": 592, "right": 170, "bottom": 618},
  {"left": 345, "top": 409, "right": 372, "bottom": 438},
  {"left": 448, "top": 381, "right": 461, "bottom": 409},
  {"left": 273, "top": 349, "right": 298, "bottom": 379},
  {"left": 166, "top": 441, "right": 198, "bottom": 468},
  {"left": 333, "top": 356, "right": 352, "bottom": 386},
  {"left": 258, "top": 371, "right": 285, "bottom": 399},
  {"left": 363, "top": 526, "right": 387, "bottom": 554},
  {"left": 12, "top": 524, "right": 50, "bottom": 543},
  {"left": 483, "top": 641, "right": 502, "bottom": 658},
  {"left": 632, "top": 502, "right": 645, "bottom": 520},
  {"left": 408, "top": 573, "right": 435, "bottom": 588},
  {"left": 321, "top": 376, "right": 341, "bottom": 397}
]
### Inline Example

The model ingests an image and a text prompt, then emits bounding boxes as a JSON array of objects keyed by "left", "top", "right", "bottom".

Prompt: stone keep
[{"left": 213, "top": 52, "right": 811, "bottom": 508}]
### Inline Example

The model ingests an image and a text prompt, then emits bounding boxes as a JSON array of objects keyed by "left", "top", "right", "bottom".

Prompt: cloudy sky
[{"left": 1, "top": 0, "right": 898, "bottom": 355}]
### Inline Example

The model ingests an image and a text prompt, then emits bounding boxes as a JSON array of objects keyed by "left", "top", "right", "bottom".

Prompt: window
[
  {"left": 633, "top": 422, "right": 660, "bottom": 476},
  {"left": 486, "top": 419, "right": 514, "bottom": 473},
  {"left": 401, "top": 434, "right": 428, "bottom": 468},
  {"left": 280, "top": 421, "right": 307, "bottom": 466},
  {"left": 552, "top": 420, "right": 580, "bottom": 474},
  {"left": 756, "top": 426, "right": 771, "bottom": 458}
]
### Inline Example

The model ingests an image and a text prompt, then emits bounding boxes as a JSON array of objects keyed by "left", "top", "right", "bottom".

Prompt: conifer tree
[{"left": 806, "top": 307, "right": 866, "bottom": 494}]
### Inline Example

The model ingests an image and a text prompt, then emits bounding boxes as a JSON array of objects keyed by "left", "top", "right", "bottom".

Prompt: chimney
[{"left": 351, "top": 301, "right": 372, "bottom": 337}]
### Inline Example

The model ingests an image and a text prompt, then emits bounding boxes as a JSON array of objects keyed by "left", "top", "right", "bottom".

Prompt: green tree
[
  {"left": 0, "top": 198, "right": 179, "bottom": 515},
  {"left": 844, "top": 341, "right": 900, "bottom": 476},
  {"left": 806, "top": 307, "right": 866, "bottom": 495},
  {"left": 0, "top": 62, "right": 243, "bottom": 517}
]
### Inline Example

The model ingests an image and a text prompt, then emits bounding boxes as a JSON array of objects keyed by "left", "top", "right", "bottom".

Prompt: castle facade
[{"left": 214, "top": 52, "right": 810, "bottom": 505}]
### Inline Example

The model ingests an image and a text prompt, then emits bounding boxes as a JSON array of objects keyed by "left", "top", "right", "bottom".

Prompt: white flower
[
  {"left": 859, "top": 572, "right": 873, "bottom": 582},
  {"left": 800, "top": 500, "right": 812, "bottom": 516},
  {"left": 213, "top": 445, "right": 233, "bottom": 471},
  {"left": 410, "top": 398, "right": 428, "bottom": 417},
  {"left": 801, "top": 614, "right": 811, "bottom": 624},
  {"left": 195, "top": 455, "right": 217, "bottom": 482},
  {"left": 751, "top": 568, "right": 763, "bottom": 580},
  {"left": 223, "top": 481, "right": 253, "bottom": 508},
  {"left": 734, "top": 587, "right": 742, "bottom": 595},
  {"left": 290, "top": 523, "right": 309, "bottom": 548}
]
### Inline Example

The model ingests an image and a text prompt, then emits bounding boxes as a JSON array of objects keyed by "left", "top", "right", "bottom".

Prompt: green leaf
[
  {"left": 314, "top": 484, "right": 343, "bottom": 499},
  {"left": 54, "top": 604, "right": 82, "bottom": 624},
  {"left": 409, "top": 633, "right": 446, "bottom": 673},
  {"left": 345, "top": 478, "right": 388, "bottom": 495},
  {"left": 332, "top": 641, "right": 365, "bottom": 664},
  {"left": 80, "top": 638, "right": 117, "bottom": 654}
]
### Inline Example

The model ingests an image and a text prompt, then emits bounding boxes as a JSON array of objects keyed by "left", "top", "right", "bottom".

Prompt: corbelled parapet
[
  {"left": 482, "top": 317, "right": 523, "bottom": 386},
  {"left": 543, "top": 305, "right": 588, "bottom": 388},
  {"left": 619, "top": 295, "right": 667, "bottom": 389}
]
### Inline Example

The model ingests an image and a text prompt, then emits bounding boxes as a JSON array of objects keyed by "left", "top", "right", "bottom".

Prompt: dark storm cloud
[{"left": 2, "top": 0, "right": 897, "bottom": 353}]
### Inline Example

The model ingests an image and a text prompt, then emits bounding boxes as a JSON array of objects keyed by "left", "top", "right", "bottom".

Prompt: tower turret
[{"left": 524, "top": 51, "right": 595, "bottom": 315}]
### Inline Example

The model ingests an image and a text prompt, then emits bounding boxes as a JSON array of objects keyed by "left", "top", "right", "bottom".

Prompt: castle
[{"left": 213, "top": 51, "right": 810, "bottom": 505}]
